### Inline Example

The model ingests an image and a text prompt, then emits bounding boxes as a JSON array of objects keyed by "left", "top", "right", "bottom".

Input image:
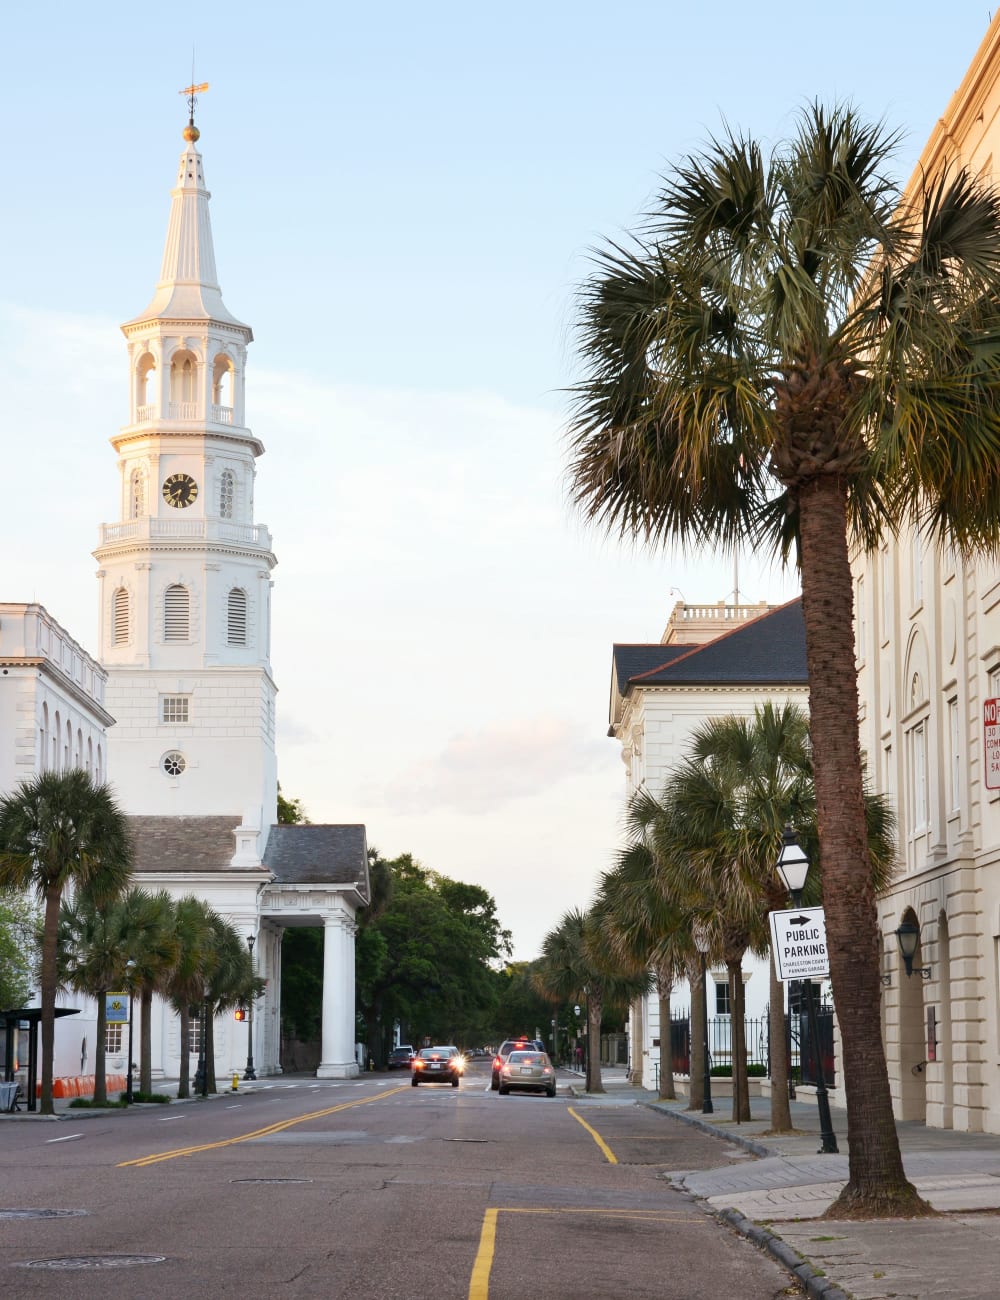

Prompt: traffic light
[{"left": 234, "top": 1007, "right": 247, "bottom": 1022}]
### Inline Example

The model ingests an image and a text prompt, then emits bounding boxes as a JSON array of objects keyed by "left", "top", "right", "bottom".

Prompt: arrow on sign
[{"left": 787, "top": 915, "right": 811, "bottom": 926}]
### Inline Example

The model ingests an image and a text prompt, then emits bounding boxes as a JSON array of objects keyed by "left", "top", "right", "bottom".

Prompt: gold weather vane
[{"left": 180, "top": 81, "right": 210, "bottom": 126}]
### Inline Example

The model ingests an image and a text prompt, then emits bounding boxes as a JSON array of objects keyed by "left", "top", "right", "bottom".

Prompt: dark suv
[{"left": 491, "top": 1038, "right": 544, "bottom": 1090}]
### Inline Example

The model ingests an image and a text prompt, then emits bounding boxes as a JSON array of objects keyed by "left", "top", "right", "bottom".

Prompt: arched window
[
  {"left": 113, "top": 587, "right": 129, "bottom": 645},
  {"left": 220, "top": 470, "right": 235, "bottom": 519},
  {"left": 53, "top": 710, "right": 60, "bottom": 770},
  {"left": 40, "top": 702, "right": 49, "bottom": 772},
  {"left": 129, "top": 467, "right": 146, "bottom": 519},
  {"left": 96, "top": 743, "right": 103, "bottom": 784},
  {"left": 136, "top": 352, "right": 156, "bottom": 417},
  {"left": 76, "top": 728, "right": 83, "bottom": 768},
  {"left": 169, "top": 351, "right": 198, "bottom": 414},
  {"left": 212, "top": 354, "right": 233, "bottom": 406},
  {"left": 164, "top": 585, "right": 190, "bottom": 641},
  {"left": 87, "top": 736, "right": 93, "bottom": 777},
  {"left": 227, "top": 588, "right": 248, "bottom": 645}
]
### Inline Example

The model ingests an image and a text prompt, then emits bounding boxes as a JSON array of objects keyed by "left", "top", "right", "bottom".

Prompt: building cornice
[{"left": 0, "top": 657, "right": 116, "bottom": 727}]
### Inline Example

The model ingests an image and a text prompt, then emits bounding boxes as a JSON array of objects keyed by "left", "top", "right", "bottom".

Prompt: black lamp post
[
  {"left": 193, "top": 987, "right": 209, "bottom": 1098},
  {"left": 895, "top": 919, "right": 931, "bottom": 979},
  {"left": 692, "top": 922, "right": 714, "bottom": 1115},
  {"left": 125, "top": 958, "right": 136, "bottom": 1104},
  {"left": 776, "top": 826, "right": 839, "bottom": 1154},
  {"left": 244, "top": 934, "right": 257, "bottom": 1081}
]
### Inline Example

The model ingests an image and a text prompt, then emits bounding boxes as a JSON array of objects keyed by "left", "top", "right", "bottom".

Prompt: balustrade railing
[
  {"left": 168, "top": 401, "right": 198, "bottom": 420},
  {"left": 211, "top": 403, "right": 234, "bottom": 424},
  {"left": 99, "top": 519, "right": 272, "bottom": 548}
]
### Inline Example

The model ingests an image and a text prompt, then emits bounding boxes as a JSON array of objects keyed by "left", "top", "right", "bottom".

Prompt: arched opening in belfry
[
  {"left": 169, "top": 351, "right": 198, "bottom": 413},
  {"left": 136, "top": 352, "right": 157, "bottom": 418},
  {"left": 212, "top": 354, "right": 233, "bottom": 420}
]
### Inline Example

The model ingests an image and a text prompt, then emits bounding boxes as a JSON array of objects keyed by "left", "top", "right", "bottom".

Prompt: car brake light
[
  {"left": 542, "top": 1067, "right": 552, "bottom": 1075},
  {"left": 413, "top": 1059, "right": 424, "bottom": 1069}
]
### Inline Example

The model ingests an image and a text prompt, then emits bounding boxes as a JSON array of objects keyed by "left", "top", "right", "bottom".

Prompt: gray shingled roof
[
  {"left": 614, "top": 599, "right": 808, "bottom": 693},
  {"left": 263, "top": 824, "right": 369, "bottom": 898},
  {"left": 129, "top": 816, "right": 250, "bottom": 873}
]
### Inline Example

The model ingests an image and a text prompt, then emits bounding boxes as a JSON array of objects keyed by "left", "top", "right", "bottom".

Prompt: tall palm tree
[
  {"left": 597, "top": 842, "right": 688, "bottom": 1101},
  {"left": 566, "top": 103, "right": 1000, "bottom": 1214},
  {"left": 166, "top": 895, "right": 219, "bottom": 1099},
  {"left": 535, "top": 907, "right": 651, "bottom": 1093},
  {"left": 204, "top": 915, "right": 253, "bottom": 1094},
  {"left": 124, "top": 889, "right": 181, "bottom": 1096},
  {"left": 0, "top": 770, "right": 132, "bottom": 1114}
]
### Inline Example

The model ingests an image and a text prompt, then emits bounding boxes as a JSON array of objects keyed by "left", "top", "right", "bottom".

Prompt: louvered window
[
  {"left": 164, "top": 585, "right": 190, "bottom": 641},
  {"left": 227, "top": 588, "right": 248, "bottom": 645},
  {"left": 220, "top": 470, "right": 235, "bottom": 519},
  {"left": 112, "top": 587, "right": 129, "bottom": 645}
]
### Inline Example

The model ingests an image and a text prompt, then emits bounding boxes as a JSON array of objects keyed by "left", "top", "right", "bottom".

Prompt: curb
[
  {"left": 716, "top": 1208, "right": 852, "bottom": 1300},
  {"left": 640, "top": 1099, "right": 777, "bottom": 1158}
]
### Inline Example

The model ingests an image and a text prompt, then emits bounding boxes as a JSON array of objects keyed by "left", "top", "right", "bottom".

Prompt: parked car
[
  {"left": 491, "top": 1038, "right": 540, "bottom": 1090},
  {"left": 497, "top": 1049, "right": 557, "bottom": 1097},
  {"left": 387, "top": 1045, "right": 415, "bottom": 1070},
  {"left": 411, "top": 1046, "right": 464, "bottom": 1087}
]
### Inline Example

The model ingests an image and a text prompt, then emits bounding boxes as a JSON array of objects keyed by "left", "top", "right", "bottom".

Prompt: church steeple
[
  {"left": 124, "top": 120, "right": 250, "bottom": 332},
  {"left": 94, "top": 109, "right": 277, "bottom": 836}
]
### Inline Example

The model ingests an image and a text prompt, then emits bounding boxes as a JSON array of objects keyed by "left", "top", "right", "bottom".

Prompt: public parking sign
[
  {"left": 986, "top": 698, "right": 1000, "bottom": 790},
  {"left": 769, "top": 907, "right": 829, "bottom": 982}
]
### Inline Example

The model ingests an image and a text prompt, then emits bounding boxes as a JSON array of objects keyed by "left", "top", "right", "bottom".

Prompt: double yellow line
[{"left": 119, "top": 1085, "right": 410, "bottom": 1168}]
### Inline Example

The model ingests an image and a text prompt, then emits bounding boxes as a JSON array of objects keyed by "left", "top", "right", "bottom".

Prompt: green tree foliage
[
  {"left": 277, "top": 784, "right": 307, "bottom": 825},
  {"left": 0, "top": 894, "right": 36, "bottom": 1009},
  {"left": 0, "top": 770, "right": 132, "bottom": 1114},
  {"left": 356, "top": 853, "right": 512, "bottom": 1063}
]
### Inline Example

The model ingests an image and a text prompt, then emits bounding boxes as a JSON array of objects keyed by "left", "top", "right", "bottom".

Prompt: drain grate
[
  {"left": 19, "top": 1255, "right": 166, "bottom": 1270},
  {"left": 0, "top": 1209, "right": 88, "bottom": 1221},
  {"left": 231, "top": 1177, "right": 313, "bottom": 1184}
]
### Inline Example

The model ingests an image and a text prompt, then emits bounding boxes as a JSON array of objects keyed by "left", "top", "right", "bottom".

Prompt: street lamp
[
  {"left": 691, "top": 922, "right": 714, "bottom": 1115},
  {"left": 124, "top": 959, "right": 137, "bottom": 1105},
  {"left": 775, "top": 825, "right": 838, "bottom": 1154},
  {"left": 244, "top": 934, "right": 257, "bottom": 1081},
  {"left": 895, "top": 919, "right": 931, "bottom": 979}
]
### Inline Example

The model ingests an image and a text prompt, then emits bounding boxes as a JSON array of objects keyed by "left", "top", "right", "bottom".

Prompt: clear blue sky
[{"left": 3, "top": 1, "right": 994, "bottom": 957}]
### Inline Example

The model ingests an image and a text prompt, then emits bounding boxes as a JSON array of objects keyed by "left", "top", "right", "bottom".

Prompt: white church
[{"left": 0, "top": 106, "right": 367, "bottom": 1085}]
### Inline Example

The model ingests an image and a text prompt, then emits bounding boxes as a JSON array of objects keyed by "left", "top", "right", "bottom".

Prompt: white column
[{"left": 316, "top": 912, "right": 359, "bottom": 1078}]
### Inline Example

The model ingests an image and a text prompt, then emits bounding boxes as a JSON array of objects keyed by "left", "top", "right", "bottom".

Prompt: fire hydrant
[{"left": 232, "top": 1072, "right": 239, "bottom": 1092}]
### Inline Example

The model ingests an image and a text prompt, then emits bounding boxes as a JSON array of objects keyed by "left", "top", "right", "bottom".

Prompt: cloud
[{"left": 368, "top": 716, "right": 608, "bottom": 815}]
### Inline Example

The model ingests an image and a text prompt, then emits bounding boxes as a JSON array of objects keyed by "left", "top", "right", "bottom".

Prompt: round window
[{"left": 162, "top": 751, "right": 186, "bottom": 777}]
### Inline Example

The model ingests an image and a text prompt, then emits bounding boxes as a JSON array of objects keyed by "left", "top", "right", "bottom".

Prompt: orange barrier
[{"left": 37, "top": 1074, "right": 127, "bottom": 1099}]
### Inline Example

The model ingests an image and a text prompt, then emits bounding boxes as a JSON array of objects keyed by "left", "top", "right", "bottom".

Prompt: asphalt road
[{"left": 0, "top": 1061, "right": 802, "bottom": 1299}]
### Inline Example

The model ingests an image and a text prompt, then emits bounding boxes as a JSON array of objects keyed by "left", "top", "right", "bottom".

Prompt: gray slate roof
[
  {"left": 128, "top": 816, "right": 249, "bottom": 873},
  {"left": 263, "top": 824, "right": 369, "bottom": 900},
  {"left": 613, "top": 598, "right": 808, "bottom": 693}
]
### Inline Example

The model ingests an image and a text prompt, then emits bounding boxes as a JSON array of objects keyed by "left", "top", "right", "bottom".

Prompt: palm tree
[
  {"left": 204, "top": 915, "right": 253, "bottom": 1093},
  {"left": 166, "top": 895, "right": 219, "bottom": 1099},
  {"left": 124, "top": 889, "right": 181, "bottom": 1096},
  {"left": 0, "top": 770, "right": 132, "bottom": 1114},
  {"left": 535, "top": 907, "right": 651, "bottom": 1093},
  {"left": 597, "top": 842, "right": 688, "bottom": 1101},
  {"left": 566, "top": 103, "right": 1000, "bottom": 1214}
]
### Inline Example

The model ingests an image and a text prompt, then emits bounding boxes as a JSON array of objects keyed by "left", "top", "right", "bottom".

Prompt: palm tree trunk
[
  {"left": 94, "top": 991, "right": 108, "bottom": 1106},
  {"left": 586, "top": 993, "right": 604, "bottom": 1093},
  {"left": 798, "top": 475, "right": 929, "bottom": 1216},
  {"left": 206, "top": 1009, "right": 217, "bottom": 1093},
  {"left": 657, "top": 977, "right": 676, "bottom": 1100},
  {"left": 177, "top": 1005, "right": 191, "bottom": 1099},
  {"left": 688, "top": 961, "right": 705, "bottom": 1112},
  {"left": 729, "top": 959, "right": 750, "bottom": 1122},
  {"left": 768, "top": 957, "right": 792, "bottom": 1132},
  {"left": 39, "top": 885, "right": 61, "bottom": 1116},
  {"left": 140, "top": 988, "right": 153, "bottom": 1095}
]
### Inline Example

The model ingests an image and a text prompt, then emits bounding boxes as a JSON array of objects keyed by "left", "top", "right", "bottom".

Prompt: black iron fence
[{"left": 667, "top": 1002, "right": 835, "bottom": 1087}]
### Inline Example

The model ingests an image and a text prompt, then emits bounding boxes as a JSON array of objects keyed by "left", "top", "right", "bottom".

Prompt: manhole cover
[
  {"left": 231, "top": 1177, "right": 313, "bottom": 1185},
  {"left": 0, "top": 1209, "right": 89, "bottom": 1220},
  {"left": 19, "top": 1255, "right": 166, "bottom": 1270}
]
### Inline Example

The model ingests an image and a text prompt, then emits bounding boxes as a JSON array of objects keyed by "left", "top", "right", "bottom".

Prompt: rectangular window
[
  {"left": 189, "top": 1013, "right": 203, "bottom": 1055},
  {"left": 714, "top": 981, "right": 731, "bottom": 1016},
  {"left": 160, "top": 696, "right": 190, "bottom": 724},
  {"left": 949, "top": 697, "right": 961, "bottom": 813},
  {"left": 105, "top": 1023, "right": 123, "bottom": 1054},
  {"left": 910, "top": 721, "right": 928, "bottom": 833}
]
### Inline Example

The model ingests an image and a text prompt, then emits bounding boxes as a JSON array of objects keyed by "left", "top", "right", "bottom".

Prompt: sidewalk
[{"left": 572, "top": 1068, "right": 1000, "bottom": 1299}]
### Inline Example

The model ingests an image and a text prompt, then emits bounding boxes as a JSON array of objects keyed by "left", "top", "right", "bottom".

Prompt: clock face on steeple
[{"left": 162, "top": 473, "right": 198, "bottom": 509}]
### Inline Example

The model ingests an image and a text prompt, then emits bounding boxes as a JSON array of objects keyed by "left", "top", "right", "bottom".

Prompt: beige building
[{"left": 854, "top": 12, "right": 1000, "bottom": 1134}]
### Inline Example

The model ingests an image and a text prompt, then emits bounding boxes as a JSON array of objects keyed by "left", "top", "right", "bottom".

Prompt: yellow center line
[
  {"left": 468, "top": 1207, "right": 696, "bottom": 1298},
  {"left": 118, "top": 1085, "right": 410, "bottom": 1168},
  {"left": 567, "top": 1106, "right": 617, "bottom": 1164}
]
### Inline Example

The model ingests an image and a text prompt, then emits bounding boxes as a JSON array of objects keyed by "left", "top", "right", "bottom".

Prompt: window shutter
[
  {"left": 164, "top": 585, "right": 190, "bottom": 641},
  {"left": 227, "top": 588, "right": 248, "bottom": 645},
  {"left": 113, "top": 587, "right": 129, "bottom": 645}
]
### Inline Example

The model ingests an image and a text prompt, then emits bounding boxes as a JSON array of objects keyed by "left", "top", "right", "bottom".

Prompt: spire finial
[{"left": 179, "top": 80, "right": 209, "bottom": 143}]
